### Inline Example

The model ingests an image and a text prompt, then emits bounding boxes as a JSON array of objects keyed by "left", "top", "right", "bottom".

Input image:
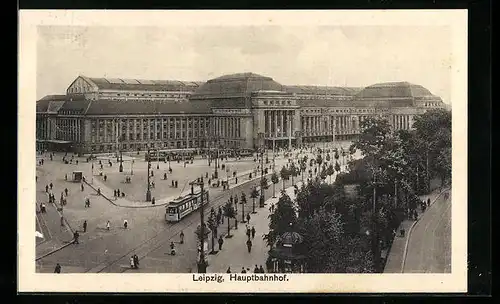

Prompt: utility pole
[
  {"left": 259, "top": 132, "right": 266, "bottom": 208},
  {"left": 197, "top": 181, "right": 208, "bottom": 273},
  {"left": 372, "top": 168, "right": 380, "bottom": 272},
  {"left": 146, "top": 148, "right": 151, "bottom": 202},
  {"left": 426, "top": 147, "right": 430, "bottom": 193},
  {"left": 214, "top": 136, "right": 219, "bottom": 179},
  {"left": 288, "top": 114, "right": 292, "bottom": 150},
  {"left": 273, "top": 128, "right": 278, "bottom": 172},
  {"left": 113, "top": 118, "right": 123, "bottom": 172}
]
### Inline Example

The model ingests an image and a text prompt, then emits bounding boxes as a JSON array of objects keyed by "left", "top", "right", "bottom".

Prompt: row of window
[
  {"left": 263, "top": 100, "right": 293, "bottom": 106},
  {"left": 302, "top": 108, "right": 375, "bottom": 114},
  {"left": 90, "top": 129, "right": 243, "bottom": 143},
  {"left": 92, "top": 118, "right": 210, "bottom": 125},
  {"left": 424, "top": 103, "right": 440, "bottom": 107},
  {"left": 88, "top": 139, "right": 241, "bottom": 152}
]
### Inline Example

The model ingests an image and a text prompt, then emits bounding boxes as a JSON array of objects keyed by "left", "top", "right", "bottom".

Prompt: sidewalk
[
  {"left": 205, "top": 184, "right": 300, "bottom": 273},
  {"left": 84, "top": 166, "right": 274, "bottom": 208},
  {"left": 35, "top": 201, "right": 75, "bottom": 259},
  {"left": 383, "top": 186, "right": 450, "bottom": 273}
]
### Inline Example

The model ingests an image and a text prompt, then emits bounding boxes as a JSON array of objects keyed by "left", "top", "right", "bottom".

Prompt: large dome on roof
[
  {"left": 356, "top": 81, "right": 436, "bottom": 99},
  {"left": 190, "top": 72, "right": 284, "bottom": 98}
]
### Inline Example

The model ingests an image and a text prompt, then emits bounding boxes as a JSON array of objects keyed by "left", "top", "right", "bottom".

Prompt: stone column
[
  {"left": 103, "top": 119, "right": 108, "bottom": 143},
  {"left": 265, "top": 112, "right": 269, "bottom": 137},
  {"left": 278, "top": 110, "right": 282, "bottom": 137},
  {"left": 174, "top": 118, "right": 178, "bottom": 139},
  {"left": 288, "top": 111, "right": 292, "bottom": 148},
  {"left": 274, "top": 110, "right": 278, "bottom": 137}
]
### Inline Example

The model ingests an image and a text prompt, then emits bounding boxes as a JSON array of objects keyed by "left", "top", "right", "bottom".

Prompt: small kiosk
[
  {"left": 268, "top": 231, "right": 307, "bottom": 273},
  {"left": 72, "top": 171, "right": 83, "bottom": 182}
]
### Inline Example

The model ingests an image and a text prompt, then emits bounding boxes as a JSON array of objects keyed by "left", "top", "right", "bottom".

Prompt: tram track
[
  {"left": 88, "top": 173, "right": 275, "bottom": 273},
  {"left": 36, "top": 153, "right": 307, "bottom": 271}
]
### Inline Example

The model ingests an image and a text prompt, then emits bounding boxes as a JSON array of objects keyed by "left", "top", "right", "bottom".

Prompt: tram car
[{"left": 165, "top": 189, "right": 209, "bottom": 222}]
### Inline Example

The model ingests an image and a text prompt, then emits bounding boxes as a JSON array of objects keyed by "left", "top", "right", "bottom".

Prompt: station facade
[{"left": 36, "top": 72, "right": 445, "bottom": 153}]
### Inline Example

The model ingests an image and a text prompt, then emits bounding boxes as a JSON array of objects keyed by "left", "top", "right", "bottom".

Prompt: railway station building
[{"left": 36, "top": 72, "right": 446, "bottom": 154}]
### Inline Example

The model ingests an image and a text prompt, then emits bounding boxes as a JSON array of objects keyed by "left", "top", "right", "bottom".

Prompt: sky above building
[{"left": 37, "top": 25, "right": 452, "bottom": 103}]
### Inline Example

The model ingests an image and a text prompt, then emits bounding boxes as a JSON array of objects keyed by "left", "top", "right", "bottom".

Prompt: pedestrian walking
[
  {"left": 45, "top": 185, "right": 49, "bottom": 193},
  {"left": 130, "top": 256, "right": 135, "bottom": 269},
  {"left": 226, "top": 267, "right": 231, "bottom": 273},
  {"left": 179, "top": 231, "right": 184, "bottom": 244},
  {"left": 246, "top": 227, "right": 251, "bottom": 239},
  {"left": 73, "top": 231, "right": 79, "bottom": 244},
  {"left": 114, "top": 190, "right": 117, "bottom": 197},
  {"left": 253, "top": 265, "right": 259, "bottom": 273},
  {"left": 64, "top": 188, "right": 68, "bottom": 196},
  {"left": 427, "top": 198, "right": 431, "bottom": 207},
  {"left": 251, "top": 226, "right": 256, "bottom": 239},
  {"left": 104, "top": 175, "right": 107, "bottom": 182},
  {"left": 50, "top": 183, "right": 53, "bottom": 190},
  {"left": 83, "top": 220, "right": 87, "bottom": 233},
  {"left": 133, "top": 254, "right": 140, "bottom": 269},
  {"left": 246, "top": 213, "right": 251, "bottom": 224},
  {"left": 81, "top": 184, "right": 84, "bottom": 192},
  {"left": 117, "top": 189, "right": 121, "bottom": 197},
  {"left": 259, "top": 265, "right": 265, "bottom": 273},
  {"left": 218, "top": 235, "right": 224, "bottom": 250},
  {"left": 246, "top": 239, "right": 252, "bottom": 253},
  {"left": 106, "top": 220, "right": 110, "bottom": 231},
  {"left": 241, "top": 267, "right": 247, "bottom": 273},
  {"left": 65, "top": 174, "right": 67, "bottom": 181},
  {"left": 54, "top": 263, "right": 61, "bottom": 273},
  {"left": 124, "top": 219, "right": 128, "bottom": 229}
]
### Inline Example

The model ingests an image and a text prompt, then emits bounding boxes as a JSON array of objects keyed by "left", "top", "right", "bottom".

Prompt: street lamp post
[
  {"left": 214, "top": 137, "right": 219, "bottom": 179},
  {"left": 258, "top": 133, "right": 266, "bottom": 208},
  {"left": 130, "top": 159, "right": 134, "bottom": 175},
  {"left": 114, "top": 118, "right": 123, "bottom": 173},
  {"left": 273, "top": 128, "right": 279, "bottom": 172},
  {"left": 372, "top": 168, "right": 381, "bottom": 272},
  {"left": 146, "top": 148, "right": 152, "bottom": 202},
  {"left": 197, "top": 181, "right": 208, "bottom": 273},
  {"left": 156, "top": 148, "right": 160, "bottom": 170},
  {"left": 119, "top": 150, "right": 123, "bottom": 172}
]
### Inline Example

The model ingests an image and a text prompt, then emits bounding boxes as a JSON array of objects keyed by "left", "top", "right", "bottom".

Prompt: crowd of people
[{"left": 40, "top": 144, "right": 340, "bottom": 274}]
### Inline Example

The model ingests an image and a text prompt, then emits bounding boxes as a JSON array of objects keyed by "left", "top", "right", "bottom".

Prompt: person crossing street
[
  {"left": 54, "top": 263, "right": 61, "bottom": 273},
  {"left": 218, "top": 235, "right": 224, "bottom": 250},
  {"left": 246, "top": 238, "right": 252, "bottom": 253},
  {"left": 73, "top": 231, "right": 80, "bottom": 244}
]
